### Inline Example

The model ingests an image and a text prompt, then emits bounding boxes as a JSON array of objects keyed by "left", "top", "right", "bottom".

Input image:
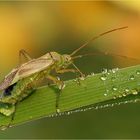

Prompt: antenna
[
  {"left": 72, "top": 52, "right": 140, "bottom": 61},
  {"left": 70, "top": 26, "right": 128, "bottom": 56}
]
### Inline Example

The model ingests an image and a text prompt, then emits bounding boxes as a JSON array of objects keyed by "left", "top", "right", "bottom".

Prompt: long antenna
[
  {"left": 72, "top": 52, "right": 140, "bottom": 61},
  {"left": 70, "top": 26, "right": 128, "bottom": 56}
]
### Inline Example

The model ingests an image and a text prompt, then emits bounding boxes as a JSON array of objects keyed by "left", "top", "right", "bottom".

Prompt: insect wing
[
  {"left": 0, "top": 68, "right": 18, "bottom": 90},
  {"left": 12, "top": 58, "right": 54, "bottom": 83},
  {"left": 0, "top": 53, "right": 54, "bottom": 89}
]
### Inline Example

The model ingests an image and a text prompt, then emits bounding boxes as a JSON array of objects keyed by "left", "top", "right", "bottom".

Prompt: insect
[{"left": 0, "top": 26, "right": 128, "bottom": 128}]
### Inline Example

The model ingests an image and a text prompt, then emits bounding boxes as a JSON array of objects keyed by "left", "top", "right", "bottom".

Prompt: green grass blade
[{"left": 1, "top": 64, "right": 140, "bottom": 129}]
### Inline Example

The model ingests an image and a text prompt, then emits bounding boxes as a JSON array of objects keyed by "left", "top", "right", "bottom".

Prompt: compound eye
[{"left": 66, "top": 57, "right": 69, "bottom": 62}]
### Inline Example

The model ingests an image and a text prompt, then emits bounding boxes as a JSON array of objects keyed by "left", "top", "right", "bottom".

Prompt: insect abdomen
[
  {"left": 0, "top": 75, "right": 36, "bottom": 104},
  {"left": 0, "top": 70, "right": 47, "bottom": 104}
]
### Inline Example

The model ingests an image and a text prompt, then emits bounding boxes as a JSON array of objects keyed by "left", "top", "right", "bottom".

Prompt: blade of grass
[{"left": 1, "top": 64, "right": 140, "bottom": 129}]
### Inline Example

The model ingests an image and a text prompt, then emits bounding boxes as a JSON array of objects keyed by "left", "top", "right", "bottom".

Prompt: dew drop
[
  {"left": 112, "top": 69, "right": 116, "bottom": 74},
  {"left": 102, "top": 68, "right": 108, "bottom": 74},
  {"left": 118, "top": 95, "right": 122, "bottom": 98},
  {"left": 66, "top": 112, "right": 71, "bottom": 115},
  {"left": 56, "top": 108, "right": 61, "bottom": 113},
  {"left": 95, "top": 106, "right": 99, "bottom": 109},
  {"left": 131, "top": 89, "right": 138, "bottom": 95},
  {"left": 100, "top": 75, "right": 107, "bottom": 81},
  {"left": 130, "top": 75, "right": 135, "bottom": 80},
  {"left": 0, "top": 125, "right": 7, "bottom": 131},
  {"left": 125, "top": 88, "right": 129, "bottom": 93},
  {"left": 113, "top": 96, "right": 117, "bottom": 99},
  {"left": 91, "top": 72, "right": 95, "bottom": 76},
  {"left": 112, "top": 86, "right": 117, "bottom": 91},
  {"left": 79, "top": 76, "right": 85, "bottom": 80},
  {"left": 124, "top": 101, "right": 128, "bottom": 104},
  {"left": 122, "top": 93, "right": 127, "bottom": 97},
  {"left": 104, "top": 93, "right": 107, "bottom": 96},
  {"left": 136, "top": 70, "right": 140, "bottom": 75}
]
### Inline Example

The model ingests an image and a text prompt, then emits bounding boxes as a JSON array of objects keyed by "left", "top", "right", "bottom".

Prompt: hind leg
[
  {"left": 6, "top": 103, "right": 18, "bottom": 129},
  {"left": 0, "top": 103, "right": 16, "bottom": 130}
]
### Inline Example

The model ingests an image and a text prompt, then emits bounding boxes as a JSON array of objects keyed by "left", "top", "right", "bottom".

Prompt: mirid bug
[{"left": 0, "top": 26, "right": 128, "bottom": 128}]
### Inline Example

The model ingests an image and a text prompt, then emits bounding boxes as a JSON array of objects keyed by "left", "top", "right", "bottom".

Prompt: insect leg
[
  {"left": 19, "top": 49, "right": 32, "bottom": 64},
  {"left": 47, "top": 75, "right": 64, "bottom": 90},
  {"left": 7, "top": 103, "right": 17, "bottom": 128},
  {"left": 55, "top": 68, "right": 83, "bottom": 86},
  {"left": 46, "top": 75, "right": 64, "bottom": 113},
  {"left": 56, "top": 68, "right": 78, "bottom": 74},
  {"left": 71, "top": 63, "right": 85, "bottom": 77}
]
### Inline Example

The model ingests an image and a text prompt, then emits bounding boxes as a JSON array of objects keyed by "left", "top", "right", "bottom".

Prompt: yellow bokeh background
[{"left": 1, "top": 1, "right": 140, "bottom": 138}]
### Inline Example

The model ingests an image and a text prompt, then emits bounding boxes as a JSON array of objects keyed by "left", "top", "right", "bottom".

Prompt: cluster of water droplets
[
  {"left": 45, "top": 68, "right": 140, "bottom": 120},
  {"left": 100, "top": 68, "right": 119, "bottom": 82},
  {"left": 44, "top": 94, "right": 140, "bottom": 119},
  {"left": 99, "top": 67, "right": 140, "bottom": 99}
]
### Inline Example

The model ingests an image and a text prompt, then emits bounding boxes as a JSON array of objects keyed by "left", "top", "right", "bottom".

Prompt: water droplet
[
  {"left": 79, "top": 76, "right": 85, "bottom": 80},
  {"left": 100, "top": 75, "right": 107, "bottom": 81},
  {"left": 112, "top": 68, "right": 119, "bottom": 73},
  {"left": 56, "top": 108, "right": 61, "bottom": 113},
  {"left": 122, "top": 93, "right": 127, "bottom": 97},
  {"left": 104, "top": 93, "right": 107, "bottom": 96},
  {"left": 130, "top": 75, "right": 135, "bottom": 80},
  {"left": 112, "top": 69, "right": 116, "bottom": 74},
  {"left": 124, "top": 101, "right": 128, "bottom": 104},
  {"left": 125, "top": 88, "right": 129, "bottom": 92},
  {"left": 0, "top": 125, "right": 7, "bottom": 131},
  {"left": 102, "top": 68, "right": 107, "bottom": 74},
  {"left": 131, "top": 89, "right": 138, "bottom": 95},
  {"left": 91, "top": 72, "right": 95, "bottom": 76},
  {"left": 95, "top": 106, "right": 99, "bottom": 109},
  {"left": 113, "top": 96, "right": 117, "bottom": 99},
  {"left": 118, "top": 95, "right": 122, "bottom": 98},
  {"left": 106, "top": 89, "right": 109, "bottom": 93},
  {"left": 66, "top": 112, "right": 71, "bottom": 115},
  {"left": 136, "top": 70, "right": 140, "bottom": 75},
  {"left": 112, "top": 86, "right": 117, "bottom": 91}
]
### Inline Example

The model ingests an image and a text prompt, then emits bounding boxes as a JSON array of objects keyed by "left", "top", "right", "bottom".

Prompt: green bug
[{"left": 0, "top": 26, "right": 127, "bottom": 128}]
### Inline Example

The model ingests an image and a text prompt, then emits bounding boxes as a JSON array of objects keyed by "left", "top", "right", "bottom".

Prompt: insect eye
[{"left": 66, "top": 57, "right": 68, "bottom": 61}]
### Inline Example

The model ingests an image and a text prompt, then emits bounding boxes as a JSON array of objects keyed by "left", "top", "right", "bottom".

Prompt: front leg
[
  {"left": 56, "top": 68, "right": 78, "bottom": 74},
  {"left": 56, "top": 68, "right": 85, "bottom": 85}
]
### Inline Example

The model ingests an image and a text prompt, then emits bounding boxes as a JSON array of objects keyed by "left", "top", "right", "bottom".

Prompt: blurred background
[{"left": 0, "top": 1, "right": 140, "bottom": 138}]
